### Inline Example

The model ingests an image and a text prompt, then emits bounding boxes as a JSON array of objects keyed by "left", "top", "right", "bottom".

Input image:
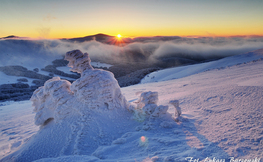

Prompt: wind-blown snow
[
  {"left": 1, "top": 48, "right": 263, "bottom": 161},
  {"left": 0, "top": 101, "right": 38, "bottom": 158}
]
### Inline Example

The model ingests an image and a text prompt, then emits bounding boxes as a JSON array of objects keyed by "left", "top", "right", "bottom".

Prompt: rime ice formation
[
  {"left": 66, "top": 50, "right": 129, "bottom": 111},
  {"left": 137, "top": 91, "right": 158, "bottom": 109},
  {"left": 130, "top": 91, "right": 169, "bottom": 118},
  {"left": 31, "top": 77, "right": 73, "bottom": 126},
  {"left": 64, "top": 50, "right": 93, "bottom": 73},
  {"left": 170, "top": 100, "right": 182, "bottom": 117},
  {"left": 31, "top": 50, "right": 129, "bottom": 126}
]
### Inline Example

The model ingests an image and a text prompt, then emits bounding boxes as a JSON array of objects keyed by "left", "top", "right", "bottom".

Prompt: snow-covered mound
[
  {"left": 1, "top": 50, "right": 175, "bottom": 162},
  {"left": 141, "top": 48, "right": 263, "bottom": 83}
]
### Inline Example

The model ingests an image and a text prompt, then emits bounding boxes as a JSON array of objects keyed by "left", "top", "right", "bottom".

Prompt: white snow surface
[
  {"left": 1, "top": 49, "right": 263, "bottom": 161},
  {"left": 0, "top": 101, "right": 38, "bottom": 158}
]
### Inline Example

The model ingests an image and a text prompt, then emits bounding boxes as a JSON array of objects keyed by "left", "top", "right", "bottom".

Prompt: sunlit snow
[{"left": 1, "top": 49, "right": 263, "bottom": 161}]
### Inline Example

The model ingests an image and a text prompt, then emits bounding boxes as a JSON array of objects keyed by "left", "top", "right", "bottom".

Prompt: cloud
[
  {"left": 151, "top": 40, "right": 263, "bottom": 60},
  {"left": 1, "top": 36, "right": 263, "bottom": 69},
  {"left": 43, "top": 36, "right": 263, "bottom": 67}
]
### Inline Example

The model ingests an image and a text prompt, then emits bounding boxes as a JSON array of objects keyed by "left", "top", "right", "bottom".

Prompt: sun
[
  {"left": 117, "top": 34, "right": 122, "bottom": 38},
  {"left": 106, "top": 34, "right": 126, "bottom": 46}
]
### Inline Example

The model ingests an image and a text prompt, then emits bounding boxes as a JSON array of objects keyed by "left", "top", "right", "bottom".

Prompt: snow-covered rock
[
  {"left": 31, "top": 77, "right": 73, "bottom": 126},
  {"left": 137, "top": 91, "right": 158, "bottom": 109},
  {"left": 31, "top": 50, "right": 129, "bottom": 126},
  {"left": 65, "top": 50, "right": 93, "bottom": 73},
  {"left": 169, "top": 100, "right": 181, "bottom": 117},
  {"left": 66, "top": 50, "right": 129, "bottom": 111},
  {"left": 130, "top": 91, "right": 170, "bottom": 120}
]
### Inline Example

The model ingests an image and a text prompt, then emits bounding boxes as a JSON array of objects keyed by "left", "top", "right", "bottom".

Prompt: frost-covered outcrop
[
  {"left": 31, "top": 77, "right": 73, "bottom": 126},
  {"left": 129, "top": 91, "right": 169, "bottom": 119},
  {"left": 137, "top": 91, "right": 158, "bottom": 109},
  {"left": 170, "top": 100, "right": 181, "bottom": 117},
  {"left": 65, "top": 50, "right": 93, "bottom": 73},
  {"left": 31, "top": 50, "right": 129, "bottom": 126}
]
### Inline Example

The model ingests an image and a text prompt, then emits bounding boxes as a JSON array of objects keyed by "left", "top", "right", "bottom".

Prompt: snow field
[{"left": 1, "top": 49, "right": 263, "bottom": 161}]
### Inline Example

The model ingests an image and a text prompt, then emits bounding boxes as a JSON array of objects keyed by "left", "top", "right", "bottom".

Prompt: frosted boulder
[
  {"left": 133, "top": 91, "right": 169, "bottom": 118},
  {"left": 169, "top": 100, "right": 181, "bottom": 117},
  {"left": 137, "top": 91, "right": 158, "bottom": 109},
  {"left": 30, "top": 50, "right": 130, "bottom": 126},
  {"left": 66, "top": 49, "right": 129, "bottom": 111},
  {"left": 142, "top": 104, "right": 157, "bottom": 115},
  {"left": 71, "top": 69, "right": 128, "bottom": 110},
  {"left": 65, "top": 50, "right": 93, "bottom": 73},
  {"left": 31, "top": 77, "right": 73, "bottom": 126},
  {"left": 151, "top": 105, "right": 169, "bottom": 117}
]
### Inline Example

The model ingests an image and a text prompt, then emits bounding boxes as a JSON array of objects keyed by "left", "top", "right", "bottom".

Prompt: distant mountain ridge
[
  {"left": 0, "top": 35, "right": 20, "bottom": 39},
  {"left": 61, "top": 33, "right": 114, "bottom": 43}
]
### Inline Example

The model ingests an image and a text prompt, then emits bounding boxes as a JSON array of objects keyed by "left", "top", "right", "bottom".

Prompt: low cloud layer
[{"left": 1, "top": 36, "right": 263, "bottom": 69}]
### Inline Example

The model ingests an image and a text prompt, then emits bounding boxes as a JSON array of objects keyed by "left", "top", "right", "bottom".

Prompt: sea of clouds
[{"left": 1, "top": 36, "right": 263, "bottom": 68}]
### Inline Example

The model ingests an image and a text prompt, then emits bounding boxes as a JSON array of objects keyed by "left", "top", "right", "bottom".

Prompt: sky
[{"left": 0, "top": 0, "right": 263, "bottom": 39}]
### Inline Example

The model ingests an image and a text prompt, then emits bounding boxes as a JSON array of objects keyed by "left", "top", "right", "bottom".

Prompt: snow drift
[{"left": 1, "top": 50, "right": 175, "bottom": 162}]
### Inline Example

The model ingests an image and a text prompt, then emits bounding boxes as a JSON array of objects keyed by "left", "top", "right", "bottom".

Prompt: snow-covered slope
[
  {"left": 0, "top": 101, "right": 38, "bottom": 158},
  {"left": 1, "top": 49, "right": 263, "bottom": 161},
  {"left": 141, "top": 49, "right": 263, "bottom": 84}
]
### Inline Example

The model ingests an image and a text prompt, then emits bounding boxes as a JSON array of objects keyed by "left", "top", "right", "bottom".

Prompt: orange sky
[{"left": 0, "top": 0, "right": 263, "bottom": 39}]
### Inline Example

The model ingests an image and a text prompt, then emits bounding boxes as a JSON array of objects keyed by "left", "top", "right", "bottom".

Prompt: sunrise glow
[{"left": 0, "top": 1, "right": 263, "bottom": 38}]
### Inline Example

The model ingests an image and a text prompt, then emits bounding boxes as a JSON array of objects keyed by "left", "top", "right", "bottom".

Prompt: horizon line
[{"left": 1, "top": 33, "right": 263, "bottom": 40}]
